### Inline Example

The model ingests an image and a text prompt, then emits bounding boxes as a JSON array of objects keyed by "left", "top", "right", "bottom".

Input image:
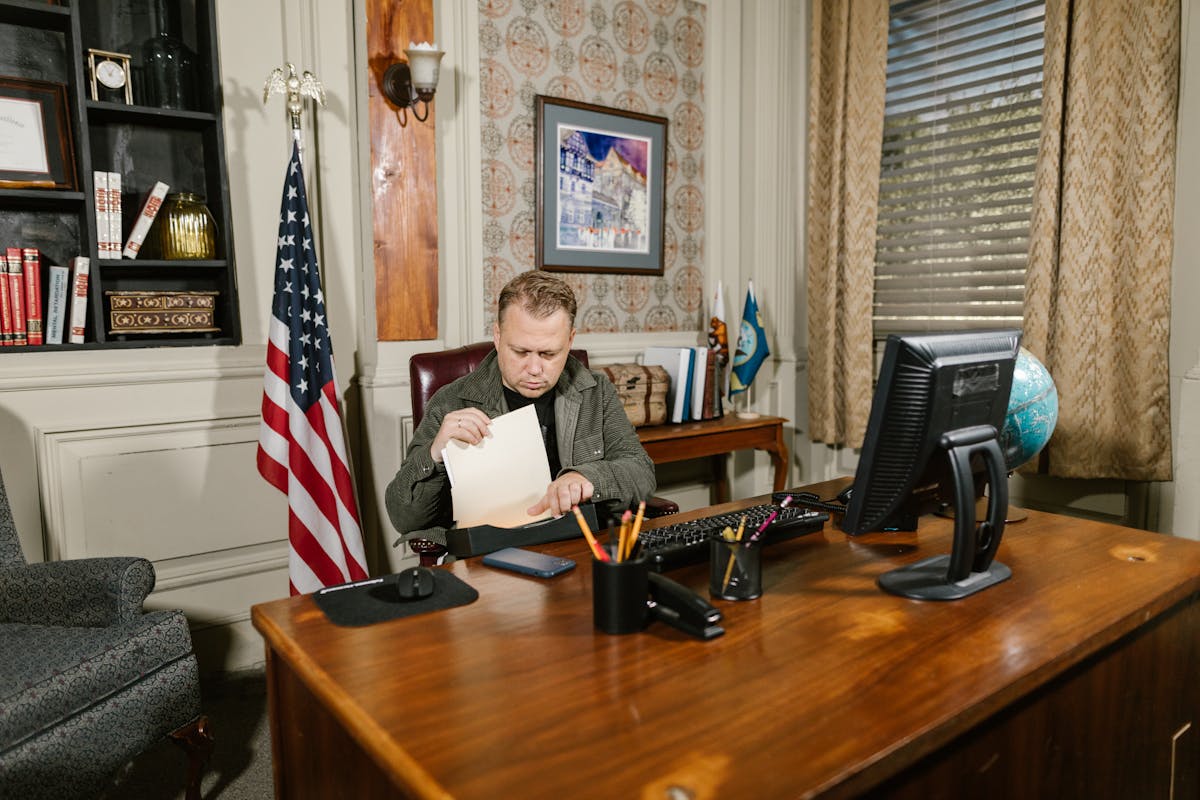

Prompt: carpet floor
[{"left": 104, "top": 666, "right": 273, "bottom": 799}]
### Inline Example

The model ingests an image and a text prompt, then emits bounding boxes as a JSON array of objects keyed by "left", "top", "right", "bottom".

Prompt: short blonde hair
[{"left": 496, "top": 271, "right": 577, "bottom": 327}]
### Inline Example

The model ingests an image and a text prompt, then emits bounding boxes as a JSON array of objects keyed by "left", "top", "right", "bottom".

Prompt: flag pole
[
  {"left": 259, "top": 65, "right": 370, "bottom": 591},
  {"left": 263, "top": 63, "right": 327, "bottom": 166},
  {"left": 730, "top": 279, "right": 767, "bottom": 419}
]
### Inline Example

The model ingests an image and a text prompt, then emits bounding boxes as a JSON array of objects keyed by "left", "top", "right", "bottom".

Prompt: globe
[{"left": 999, "top": 347, "right": 1058, "bottom": 470}]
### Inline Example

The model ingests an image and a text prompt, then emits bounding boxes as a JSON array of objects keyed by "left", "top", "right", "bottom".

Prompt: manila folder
[{"left": 445, "top": 403, "right": 554, "bottom": 529}]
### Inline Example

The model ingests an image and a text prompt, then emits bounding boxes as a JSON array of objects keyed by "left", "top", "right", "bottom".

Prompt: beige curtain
[
  {"left": 1024, "top": 0, "right": 1180, "bottom": 480},
  {"left": 805, "top": 0, "right": 889, "bottom": 448}
]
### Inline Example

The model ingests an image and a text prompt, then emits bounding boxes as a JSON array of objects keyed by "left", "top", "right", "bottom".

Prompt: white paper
[
  {"left": 444, "top": 404, "right": 554, "bottom": 529},
  {"left": 0, "top": 97, "right": 49, "bottom": 174}
]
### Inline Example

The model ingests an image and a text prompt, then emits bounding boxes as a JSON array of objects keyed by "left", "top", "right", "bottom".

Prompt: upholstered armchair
[{"left": 0, "top": 467, "right": 212, "bottom": 799}]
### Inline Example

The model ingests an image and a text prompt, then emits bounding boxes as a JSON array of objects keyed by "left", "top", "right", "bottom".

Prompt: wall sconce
[{"left": 382, "top": 41, "right": 445, "bottom": 125}]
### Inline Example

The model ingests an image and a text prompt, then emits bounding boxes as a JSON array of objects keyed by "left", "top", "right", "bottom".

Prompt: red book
[
  {"left": 21, "top": 248, "right": 42, "bottom": 346},
  {"left": 0, "top": 252, "right": 11, "bottom": 345},
  {"left": 5, "top": 246, "right": 25, "bottom": 346}
]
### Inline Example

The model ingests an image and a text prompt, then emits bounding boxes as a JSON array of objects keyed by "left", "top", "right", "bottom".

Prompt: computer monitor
[{"left": 842, "top": 329, "right": 1021, "bottom": 600}]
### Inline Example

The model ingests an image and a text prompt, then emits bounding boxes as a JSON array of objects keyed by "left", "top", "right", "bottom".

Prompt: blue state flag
[{"left": 730, "top": 280, "right": 769, "bottom": 398}]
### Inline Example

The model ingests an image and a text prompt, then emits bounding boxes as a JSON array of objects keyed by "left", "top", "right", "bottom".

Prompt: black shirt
[{"left": 502, "top": 386, "right": 561, "bottom": 477}]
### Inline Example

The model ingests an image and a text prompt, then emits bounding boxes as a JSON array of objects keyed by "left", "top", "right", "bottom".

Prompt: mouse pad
[{"left": 314, "top": 571, "right": 479, "bottom": 627}]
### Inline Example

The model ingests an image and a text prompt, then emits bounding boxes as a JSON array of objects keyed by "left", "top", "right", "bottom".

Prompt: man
[{"left": 386, "top": 271, "right": 656, "bottom": 544}]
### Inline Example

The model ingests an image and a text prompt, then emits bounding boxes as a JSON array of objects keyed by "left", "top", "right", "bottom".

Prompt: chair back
[
  {"left": 0, "top": 468, "right": 26, "bottom": 567},
  {"left": 409, "top": 342, "right": 589, "bottom": 425}
]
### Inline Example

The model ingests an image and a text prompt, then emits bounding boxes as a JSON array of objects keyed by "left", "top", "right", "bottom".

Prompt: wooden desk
[
  {"left": 253, "top": 481, "right": 1200, "bottom": 799},
  {"left": 636, "top": 414, "right": 789, "bottom": 502}
]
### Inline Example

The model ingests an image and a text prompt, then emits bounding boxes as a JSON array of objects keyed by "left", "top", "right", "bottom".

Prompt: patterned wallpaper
[{"left": 479, "top": 0, "right": 707, "bottom": 334}]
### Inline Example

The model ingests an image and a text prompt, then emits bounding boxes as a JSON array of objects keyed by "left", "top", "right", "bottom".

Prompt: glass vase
[
  {"left": 158, "top": 192, "right": 217, "bottom": 260},
  {"left": 143, "top": 0, "right": 197, "bottom": 110}
]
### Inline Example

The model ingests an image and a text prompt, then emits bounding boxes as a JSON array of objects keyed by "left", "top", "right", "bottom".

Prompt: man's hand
[
  {"left": 528, "top": 472, "right": 594, "bottom": 518},
  {"left": 430, "top": 408, "right": 493, "bottom": 463}
]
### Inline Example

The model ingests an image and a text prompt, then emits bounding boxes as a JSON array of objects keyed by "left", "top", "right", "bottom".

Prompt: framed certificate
[{"left": 0, "top": 77, "right": 76, "bottom": 190}]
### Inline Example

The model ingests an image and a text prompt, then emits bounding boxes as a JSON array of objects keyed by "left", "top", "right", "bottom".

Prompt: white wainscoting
[{"left": 35, "top": 416, "right": 288, "bottom": 673}]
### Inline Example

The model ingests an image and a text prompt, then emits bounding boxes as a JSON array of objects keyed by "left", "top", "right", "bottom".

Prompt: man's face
[{"left": 493, "top": 303, "right": 576, "bottom": 399}]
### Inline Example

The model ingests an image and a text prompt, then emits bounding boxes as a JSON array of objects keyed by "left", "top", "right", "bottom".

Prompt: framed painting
[
  {"left": 0, "top": 77, "right": 76, "bottom": 190},
  {"left": 535, "top": 95, "right": 667, "bottom": 275}
]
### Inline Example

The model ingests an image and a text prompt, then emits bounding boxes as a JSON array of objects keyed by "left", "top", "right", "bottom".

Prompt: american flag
[{"left": 257, "top": 141, "right": 368, "bottom": 595}]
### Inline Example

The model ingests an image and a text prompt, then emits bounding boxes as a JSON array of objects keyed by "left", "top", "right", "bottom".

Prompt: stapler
[{"left": 646, "top": 572, "right": 724, "bottom": 640}]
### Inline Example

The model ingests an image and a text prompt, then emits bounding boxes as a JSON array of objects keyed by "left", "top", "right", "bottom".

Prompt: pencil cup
[
  {"left": 710, "top": 538, "right": 763, "bottom": 601},
  {"left": 592, "top": 549, "right": 649, "bottom": 634}
]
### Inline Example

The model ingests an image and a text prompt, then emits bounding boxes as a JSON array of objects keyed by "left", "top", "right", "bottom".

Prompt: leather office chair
[
  {"left": 0, "top": 466, "right": 213, "bottom": 799},
  {"left": 406, "top": 342, "right": 677, "bottom": 565}
]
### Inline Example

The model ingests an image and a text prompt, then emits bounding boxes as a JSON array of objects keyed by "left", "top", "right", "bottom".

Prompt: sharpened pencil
[
  {"left": 626, "top": 500, "right": 646, "bottom": 559},
  {"left": 573, "top": 505, "right": 609, "bottom": 562},
  {"left": 745, "top": 510, "right": 779, "bottom": 546},
  {"left": 616, "top": 510, "right": 632, "bottom": 563}
]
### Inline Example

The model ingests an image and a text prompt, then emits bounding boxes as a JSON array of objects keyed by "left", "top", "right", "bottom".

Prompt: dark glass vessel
[{"left": 143, "top": 0, "right": 196, "bottom": 109}]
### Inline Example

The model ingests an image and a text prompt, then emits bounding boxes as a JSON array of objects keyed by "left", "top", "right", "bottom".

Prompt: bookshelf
[{"left": 0, "top": 0, "right": 240, "bottom": 350}]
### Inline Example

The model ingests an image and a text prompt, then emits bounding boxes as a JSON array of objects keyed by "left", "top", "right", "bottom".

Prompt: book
[
  {"left": 93, "top": 171, "right": 109, "bottom": 257},
  {"left": 644, "top": 346, "right": 693, "bottom": 424},
  {"left": 107, "top": 172, "right": 122, "bottom": 258},
  {"left": 67, "top": 256, "right": 90, "bottom": 344},
  {"left": 122, "top": 181, "right": 169, "bottom": 259},
  {"left": 44, "top": 264, "right": 69, "bottom": 345},
  {"left": 691, "top": 345, "right": 708, "bottom": 421},
  {"left": 701, "top": 348, "right": 716, "bottom": 420},
  {"left": 679, "top": 348, "right": 695, "bottom": 421},
  {"left": 5, "top": 246, "right": 25, "bottom": 346},
  {"left": 0, "top": 252, "right": 10, "bottom": 346},
  {"left": 21, "top": 248, "right": 42, "bottom": 345}
]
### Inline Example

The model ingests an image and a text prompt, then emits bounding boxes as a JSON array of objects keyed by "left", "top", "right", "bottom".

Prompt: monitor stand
[{"left": 877, "top": 425, "right": 1012, "bottom": 601}]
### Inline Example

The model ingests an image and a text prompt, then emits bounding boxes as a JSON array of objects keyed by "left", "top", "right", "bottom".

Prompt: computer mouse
[{"left": 395, "top": 566, "right": 436, "bottom": 601}]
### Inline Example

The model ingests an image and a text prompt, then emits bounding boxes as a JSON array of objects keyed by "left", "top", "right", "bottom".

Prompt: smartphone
[{"left": 482, "top": 548, "right": 576, "bottom": 578}]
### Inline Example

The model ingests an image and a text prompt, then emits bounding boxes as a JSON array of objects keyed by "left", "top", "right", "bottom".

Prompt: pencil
[
  {"left": 721, "top": 514, "right": 750, "bottom": 593},
  {"left": 626, "top": 501, "right": 646, "bottom": 560},
  {"left": 573, "top": 505, "right": 609, "bottom": 562},
  {"left": 617, "top": 510, "right": 632, "bottom": 563},
  {"left": 745, "top": 510, "right": 779, "bottom": 546}
]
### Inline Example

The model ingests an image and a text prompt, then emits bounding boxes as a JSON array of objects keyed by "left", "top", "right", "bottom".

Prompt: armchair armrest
[
  {"left": 644, "top": 496, "right": 678, "bottom": 517},
  {"left": 0, "top": 556, "right": 156, "bottom": 626}
]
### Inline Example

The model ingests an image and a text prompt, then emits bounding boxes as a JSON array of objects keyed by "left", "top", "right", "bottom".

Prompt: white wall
[{"left": 1170, "top": 0, "right": 1200, "bottom": 539}]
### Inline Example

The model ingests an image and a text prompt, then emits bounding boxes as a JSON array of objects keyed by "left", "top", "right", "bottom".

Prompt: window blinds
[{"left": 874, "top": 0, "right": 1045, "bottom": 335}]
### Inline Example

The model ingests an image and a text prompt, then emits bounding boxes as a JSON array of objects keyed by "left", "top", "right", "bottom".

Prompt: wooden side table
[{"left": 636, "top": 414, "right": 789, "bottom": 503}]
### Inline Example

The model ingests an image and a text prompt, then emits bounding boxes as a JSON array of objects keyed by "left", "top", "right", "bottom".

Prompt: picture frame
[
  {"left": 535, "top": 95, "right": 668, "bottom": 275},
  {"left": 0, "top": 77, "right": 76, "bottom": 191}
]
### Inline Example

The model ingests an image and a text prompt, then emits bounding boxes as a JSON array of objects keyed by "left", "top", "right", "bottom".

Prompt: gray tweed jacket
[{"left": 385, "top": 351, "right": 656, "bottom": 541}]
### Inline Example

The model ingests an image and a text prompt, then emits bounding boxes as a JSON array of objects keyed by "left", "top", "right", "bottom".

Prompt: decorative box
[
  {"left": 106, "top": 290, "right": 220, "bottom": 334},
  {"left": 598, "top": 363, "right": 670, "bottom": 427}
]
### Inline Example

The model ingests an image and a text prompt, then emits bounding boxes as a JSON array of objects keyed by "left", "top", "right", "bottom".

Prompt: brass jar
[{"left": 157, "top": 192, "right": 217, "bottom": 260}]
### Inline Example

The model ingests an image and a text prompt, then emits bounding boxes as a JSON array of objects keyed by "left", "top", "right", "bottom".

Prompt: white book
[
  {"left": 107, "top": 172, "right": 122, "bottom": 258},
  {"left": 44, "top": 264, "right": 69, "bottom": 345},
  {"left": 93, "top": 171, "right": 110, "bottom": 257},
  {"left": 643, "top": 346, "right": 692, "bottom": 424},
  {"left": 67, "top": 256, "right": 90, "bottom": 344},
  {"left": 123, "top": 181, "right": 169, "bottom": 259},
  {"left": 691, "top": 345, "right": 708, "bottom": 421}
]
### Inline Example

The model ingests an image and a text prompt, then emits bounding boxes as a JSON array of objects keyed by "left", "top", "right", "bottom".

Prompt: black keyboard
[{"left": 638, "top": 504, "right": 828, "bottom": 572}]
